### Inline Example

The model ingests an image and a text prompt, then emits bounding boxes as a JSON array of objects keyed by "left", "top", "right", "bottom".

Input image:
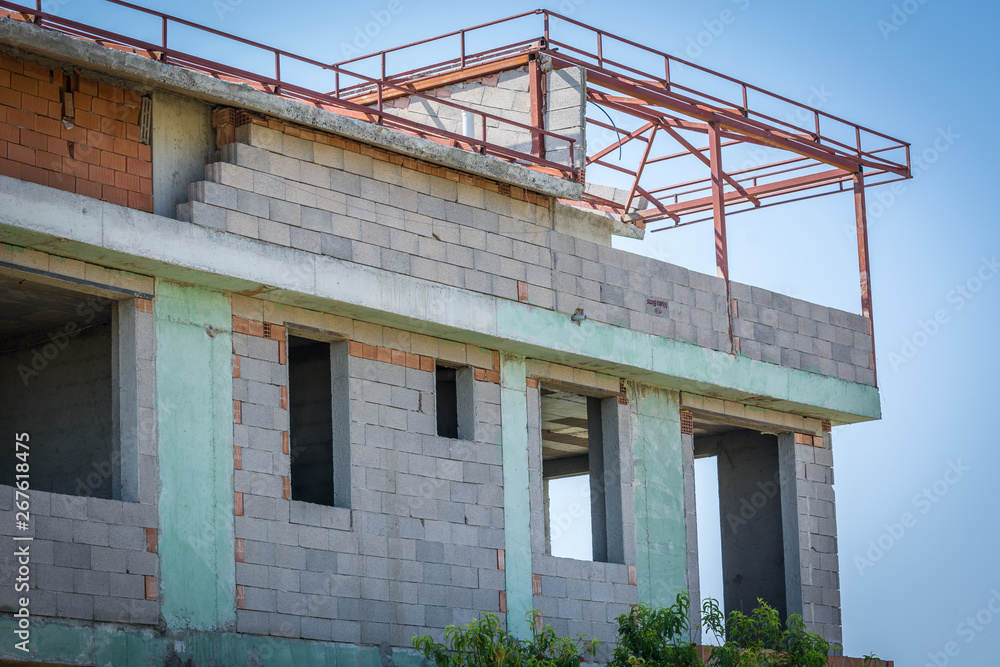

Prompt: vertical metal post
[
  {"left": 460, "top": 30, "right": 466, "bottom": 69},
  {"left": 853, "top": 171, "right": 877, "bottom": 385},
  {"left": 708, "top": 122, "right": 735, "bottom": 352},
  {"left": 528, "top": 57, "right": 544, "bottom": 159}
]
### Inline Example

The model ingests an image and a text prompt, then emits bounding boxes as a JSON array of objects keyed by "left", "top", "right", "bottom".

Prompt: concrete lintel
[
  {"left": 0, "top": 176, "right": 880, "bottom": 423},
  {"left": 0, "top": 17, "right": 583, "bottom": 201}
]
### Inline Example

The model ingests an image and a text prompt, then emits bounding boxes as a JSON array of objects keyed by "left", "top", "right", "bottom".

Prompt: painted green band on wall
[
  {"left": 154, "top": 279, "right": 236, "bottom": 631},
  {"left": 499, "top": 353, "right": 533, "bottom": 638},
  {"left": 0, "top": 616, "right": 427, "bottom": 666},
  {"left": 632, "top": 384, "right": 687, "bottom": 608}
]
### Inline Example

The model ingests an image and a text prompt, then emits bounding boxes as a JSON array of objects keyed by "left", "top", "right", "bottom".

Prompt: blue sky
[{"left": 54, "top": 0, "right": 999, "bottom": 663}]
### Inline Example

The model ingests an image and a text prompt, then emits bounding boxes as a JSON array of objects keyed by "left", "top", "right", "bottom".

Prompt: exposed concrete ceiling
[
  {"left": 540, "top": 387, "right": 589, "bottom": 461},
  {"left": 0, "top": 274, "right": 110, "bottom": 342}
]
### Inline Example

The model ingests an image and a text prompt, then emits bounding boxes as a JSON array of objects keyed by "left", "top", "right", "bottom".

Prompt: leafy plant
[
  {"left": 412, "top": 610, "right": 599, "bottom": 667},
  {"left": 610, "top": 592, "right": 700, "bottom": 667}
]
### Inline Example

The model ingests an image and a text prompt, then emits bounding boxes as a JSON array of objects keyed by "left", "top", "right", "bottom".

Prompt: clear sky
[{"left": 54, "top": 0, "right": 999, "bottom": 663}]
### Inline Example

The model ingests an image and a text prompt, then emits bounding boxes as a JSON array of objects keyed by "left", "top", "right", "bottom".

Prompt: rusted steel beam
[
  {"left": 854, "top": 171, "right": 877, "bottom": 386},
  {"left": 529, "top": 56, "right": 545, "bottom": 158},
  {"left": 709, "top": 122, "right": 735, "bottom": 352}
]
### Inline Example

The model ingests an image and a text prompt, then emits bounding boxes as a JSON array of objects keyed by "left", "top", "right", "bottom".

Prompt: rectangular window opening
[
  {"left": 540, "top": 386, "right": 622, "bottom": 563},
  {"left": 436, "top": 365, "right": 458, "bottom": 439},
  {"left": 0, "top": 275, "right": 124, "bottom": 499},
  {"left": 288, "top": 334, "right": 350, "bottom": 508}
]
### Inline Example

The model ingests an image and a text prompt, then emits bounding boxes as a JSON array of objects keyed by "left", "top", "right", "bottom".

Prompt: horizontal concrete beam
[
  {"left": 0, "top": 176, "right": 879, "bottom": 423},
  {"left": 0, "top": 17, "right": 583, "bottom": 201}
]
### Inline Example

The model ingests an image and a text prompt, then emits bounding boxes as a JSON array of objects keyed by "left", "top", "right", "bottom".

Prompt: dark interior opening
[
  {"left": 436, "top": 365, "right": 458, "bottom": 439},
  {"left": 0, "top": 276, "right": 115, "bottom": 498},
  {"left": 288, "top": 334, "right": 334, "bottom": 506}
]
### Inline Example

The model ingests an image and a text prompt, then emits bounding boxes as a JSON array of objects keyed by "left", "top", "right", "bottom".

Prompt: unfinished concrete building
[{"left": 0, "top": 5, "right": 908, "bottom": 665}]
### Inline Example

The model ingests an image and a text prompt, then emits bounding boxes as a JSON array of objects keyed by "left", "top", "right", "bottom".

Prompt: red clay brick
[
  {"left": 122, "top": 106, "right": 140, "bottom": 125},
  {"left": 47, "top": 100, "right": 60, "bottom": 119},
  {"left": 0, "top": 139, "right": 5, "bottom": 159},
  {"left": 91, "top": 97, "right": 121, "bottom": 120},
  {"left": 60, "top": 123, "right": 87, "bottom": 143},
  {"left": 34, "top": 115, "right": 61, "bottom": 137},
  {"left": 101, "top": 150, "right": 126, "bottom": 172},
  {"left": 137, "top": 143, "right": 151, "bottom": 161},
  {"left": 128, "top": 191, "right": 153, "bottom": 212},
  {"left": 139, "top": 177, "right": 152, "bottom": 195},
  {"left": 75, "top": 109, "right": 100, "bottom": 131},
  {"left": 0, "top": 124, "right": 18, "bottom": 143},
  {"left": 73, "top": 91, "right": 92, "bottom": 112},
  {"left": 127, "top": 156, "right": 152, "bottom": 179},
  {"left": 37, "top": 80, "right": 60, "bottom": 102},
  {"left": 8, "top": 143, "right": 34, "bottom": 165},
  {"left": 10, "top": 73, "right": 37, "bottom": 96},
  {"left": 49, "top": 171, "right": 75, "bottom": 192},
  {"left": 125, "top": 123, "right": 141, "bottom": 143},
  {"left": 100, "top": 116, "right": 125, "bottom": 138},
  {"left": 75, "top": 76, "right": 98, "bottom": 96},
  {"left": 22, "top": 61, "right": 49, "bottom": 81},
  {"left": 98, "top": 82, "right": 124, "bottom": 104},
  {"left": 86, "top": 129, "right": 113, "bottom": 151},
  {"left": 21, "top": 129, "right": 46, "bottom": 151},
  {"left": 63, "top": 157, "right": 88, "bottom": 178},
  {"left": 0, "top": 69, "right": 9, "bottom": 88},
  {"left": 0, "top": 157, "right": 21, "bottom": 179},
  {"left": 47, "top": 136, "right": 69, "bottom": 157},
  {"left": 75, "top": 144, "right": 101, "bottom": 166},
  {"left": 22, "top": 94, "right": 48, "bottom": 117},
  {"left": 0, "top": 88, "right": 22, "bottom": 109},
  {"left": 102, "top": 184, "right": 128, "bottom": 207},
  {"left": 76, "top": 179, "right": 102, "bottom": 199},
  {"left": 115, "top": 170, "right": 140, "bottom": 192},
  {"left": 7, "top": 109, "right": 32, "bottom": 131},
  {"left": 21, "top": 164, "right": 48, "bottom": 186},
  {"left": 0, "top": 53, "right": 22, "bottom": 75},
  {"left": 52, "top": 69, "right": 65, "bottom": 88},
  {"left": 88, "top": 164, "right": 114, "bottom": 186},
  {"left": 36, "top": 150, "right": 61, "bottom": 172},
  {"left": 123, "top": 89, "right": 141, "bottom": 108},
  {"left": 113, "top": 137, "right": 138, "bottom": 158}
]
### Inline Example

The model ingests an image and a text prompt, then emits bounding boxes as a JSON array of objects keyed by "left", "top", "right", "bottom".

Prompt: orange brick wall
[{"left": 0, "top": 52, "right": 152, "bottom": 212}]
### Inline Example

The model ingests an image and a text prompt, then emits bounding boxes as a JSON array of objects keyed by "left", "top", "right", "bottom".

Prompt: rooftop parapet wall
[{"left": 179, "top": 122, "right": 874, "bottom": 387}]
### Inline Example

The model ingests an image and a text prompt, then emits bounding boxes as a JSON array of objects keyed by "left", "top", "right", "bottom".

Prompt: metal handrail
[{"left": 0, "top": 0, "right": 578, "bottom": 177}]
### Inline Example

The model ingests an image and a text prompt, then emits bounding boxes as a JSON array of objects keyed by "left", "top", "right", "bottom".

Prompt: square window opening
[{"left": 0, "top": 275, "right": 134, "bottom": 500}]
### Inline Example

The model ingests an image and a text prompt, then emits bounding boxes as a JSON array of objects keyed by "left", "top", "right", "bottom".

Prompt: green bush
[
  {"left": 412, "top": 593, "right": 841, "bottom": 667},
  {"left": 412, "top": 610, "right": 599, "bottom": 666}
]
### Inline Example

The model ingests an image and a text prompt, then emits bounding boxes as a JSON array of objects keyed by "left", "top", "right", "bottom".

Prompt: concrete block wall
[
  {"left": 0, "top": 297, "right": 159, "bottom": 626},
  {"left": 230, "top": 299, "right": 509, "bottom": 647},
  {"left": 780, "top": 431, "right": 842, "bottom": 644},
  {"left": 0, "top": 51, "right": 153, "bottom": 211},
  {"left": 179, "top": 120, "right": 875, "bottom": 387}
]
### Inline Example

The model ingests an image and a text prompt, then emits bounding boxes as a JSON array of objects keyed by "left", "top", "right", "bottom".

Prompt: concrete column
[
  {"left": 631, "top": 384, "right": 686, "bottom": 608},
  {"left": 499, "top": 353, "right": 532, "bottom": 638},
  {"left": 778, "top": 431, "right": 842, "bottom": 644},
  {"left": 154, "top": 280, "right": 236, "bottom": 631},
  {"left": 681, "top": 430, "right": 700, "bottom": 640},
  {"left": 112, "top": 299, "right": 140, "bottom": 502},
  {"left": 715, "top": 431, "right": 786, "bottom": 620}
]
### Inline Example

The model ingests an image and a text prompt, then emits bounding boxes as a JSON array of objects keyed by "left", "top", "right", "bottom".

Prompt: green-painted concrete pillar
[
  {"left": 499, "top": 353, "right": 533, "bottom": 638},
  {"left": 632, "top": 384, "right": 688, "bottom": 608},
  {"left": 154, "top": 280, "right": 236, "bottom": 631}
]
